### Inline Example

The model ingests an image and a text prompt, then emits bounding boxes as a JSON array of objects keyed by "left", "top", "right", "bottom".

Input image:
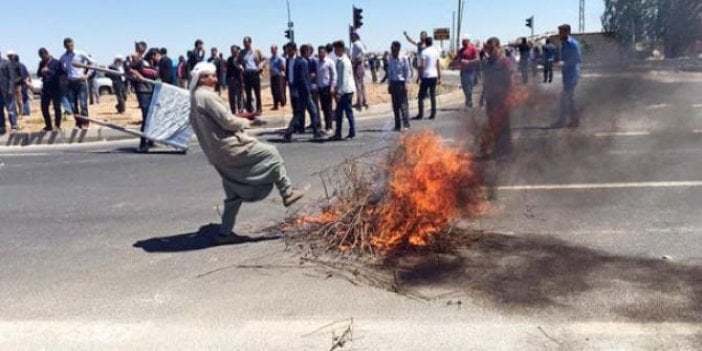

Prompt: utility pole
[
  {"left": 456, "top": 0, "right": 465, "bottom": 51},
  {"left": 451, "top": 11, "right": 459, "bottom": 52},
  {"left": 286, "top": 0, "right": 294, "bottom": 42},
  {"left": 579, "top": 0, "right": 585, "bottom": 33}
]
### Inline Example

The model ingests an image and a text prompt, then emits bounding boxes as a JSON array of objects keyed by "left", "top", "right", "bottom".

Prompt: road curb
[{"left": 0, "top": 90, "right": 464, "bottom": 149}]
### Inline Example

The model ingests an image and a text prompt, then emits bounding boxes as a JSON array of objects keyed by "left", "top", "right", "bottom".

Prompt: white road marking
[
  {"left": 0, "top": 153, "right": 50, "bottom": 157},
  {"left": 645, "top": 103, "right": 669, "bottom": 110},
  {"left": 608, "top": 148, "right": 701, "bottom": 156},
  {"left": 497, "top": 181, "right": 702, "bottom": 191},
  {"left": 485, "top": 228, "right": 702, "bottom": 236},
  {"left": 593, "top": 131, "right": 651, "bottom": 137},
  {"left": 692, "top": 104, "right": 702, "bottom": 108},
  {"left": 694, "top": 129, "right": 702, "bottom": 134}
]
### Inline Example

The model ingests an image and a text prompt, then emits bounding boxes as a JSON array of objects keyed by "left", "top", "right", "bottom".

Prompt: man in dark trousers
[
  {"left": 238, "top": 36, "right": 265, "bottom": 115},
  {"left": 158, "top": 48, "right": 174, "bottom": 84},
  {"left": 316, "top": 45, "right": 336, "bottom": 134},
  {"left": 59, "top": 38, "right": 94, "bottom": 129},
  {"left": 542, "top": 38, "right": 556, "bottom": 83},
  {"left": 553, "top": 24, "right": 582, "bottom": 129},
  {"left": 0, "top": 51, "right": 18, "bottom": 134},
  {"left": 517, "top": 38, "right": 530, "bottom": 84},
  {"left": 269, "top": 45, "right": 286, "bottom": 110},
  {"left": 128, "top": 43, "right": 159, "bottom": 153},
  {"left": 226, "top": 45, "right": 244, "bottom": 114},
  {"left": 107, "top": 55, "right": 127, "bottom": 114},
  {"left": 387, "top": 41, "right": 411, "bottom": 131},
  {"left": 284, "top": 43, "right": 323, "bottom": 142},
  {"left": 37, "top": 48, "right": 63, "bottom": 131},
  {"left": 480, "top": 37, "right": 515, "bottom": 160},
  {"left": 414, "top": 37, "right": 441, "bottom": 120}
]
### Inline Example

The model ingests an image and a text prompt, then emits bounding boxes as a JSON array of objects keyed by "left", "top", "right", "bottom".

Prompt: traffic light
[
  {"left": 353, "top": 6, "right": 364, "bottom": 29},
  {"left": 525, "top": 16, "right": 534, "bottom": 29},
  {"left": 284, "top": 29, "right": 294, "bottom": 40}
]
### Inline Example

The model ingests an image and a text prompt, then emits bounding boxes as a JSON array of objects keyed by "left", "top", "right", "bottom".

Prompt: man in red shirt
[
  {"left": 455, "top": 36, "right": 480, "bottom": 109},
  {"left": 129, "top": 42, "right": 159, "bottom": 153},
  {"left": 480, "top": 37, "right": 514, "bottom": 160}
]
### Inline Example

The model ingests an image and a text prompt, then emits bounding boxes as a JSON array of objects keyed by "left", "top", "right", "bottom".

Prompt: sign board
[
  {"left": 144, "top": 83, "right": 193, "bottom": 151},
  {"left": 434, "top": 28, "right": 450, "bottom": 41}
]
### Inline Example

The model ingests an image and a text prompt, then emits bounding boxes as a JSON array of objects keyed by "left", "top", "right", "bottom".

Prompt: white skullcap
[
  {"left": 115, "top": 54, "right": 124, "bottom": 61},
  {"left": 6, "top": 50, "right": 16, "bottom": 56},
  {"left": 462, "top": 35, "right": 471, "bottom": 41},
  {"left": 188, "top": 62, "right": 217, "bottom": 92}
]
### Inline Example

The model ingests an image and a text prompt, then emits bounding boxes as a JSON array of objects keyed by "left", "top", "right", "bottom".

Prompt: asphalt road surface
[{"left": 1, "top": 71, "right": 701, "bottom": 349}]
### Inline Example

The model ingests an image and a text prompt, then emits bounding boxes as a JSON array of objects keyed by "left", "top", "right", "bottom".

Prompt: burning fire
[{"left": 290, "top": 130, "right": 485, "bottom": 256}]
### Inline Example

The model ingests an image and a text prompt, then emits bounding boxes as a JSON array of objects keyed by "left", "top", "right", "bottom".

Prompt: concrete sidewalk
[{"left": 0, "top": 89, "right": 464, "bottom": 149}]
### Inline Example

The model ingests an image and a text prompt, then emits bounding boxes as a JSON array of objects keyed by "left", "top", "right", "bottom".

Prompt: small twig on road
[
  {"left": 195, "top": 263, "right": 313, "bottom": 279},
  {"left": 537, "top": 326, "right": 563, "bottom": 345},
  {"left": 330, "top": 320, "right": 353, "bottom": 351},
  {"left": 302, "top": 318, "right": 353, "bottom": 338}
]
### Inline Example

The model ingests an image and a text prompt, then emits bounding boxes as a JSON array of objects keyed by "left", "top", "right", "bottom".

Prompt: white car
[{"left": 30, "top": 72, "right": 114, "bottom": 95}]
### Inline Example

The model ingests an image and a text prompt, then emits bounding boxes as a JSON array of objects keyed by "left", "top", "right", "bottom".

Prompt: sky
[{"left": 0, "top": 0, "right": 604, "bottom": 65}]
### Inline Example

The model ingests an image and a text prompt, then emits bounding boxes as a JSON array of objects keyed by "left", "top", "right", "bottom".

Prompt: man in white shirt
[
  {"left": 413, "top": 37, "right": 441, "bottom": 120},
  {"left": 350, "top": 32, "right": 368, "bottom": 110},
  {"left": 331, "top": 40, "right": 356, "bottom": 141},
  {"left": 316, "top": 45, "right": 337, "bottom": 133}
]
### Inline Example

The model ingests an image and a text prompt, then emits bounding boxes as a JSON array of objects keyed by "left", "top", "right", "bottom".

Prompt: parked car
[{"left": 29, "top": 72, "right": 113, "bottom": 95}]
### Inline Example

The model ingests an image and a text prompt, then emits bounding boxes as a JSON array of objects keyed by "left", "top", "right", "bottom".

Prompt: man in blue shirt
[
  {"left": 59, "top": 38, "right": 94, "bottom": 129},
  {"left": 542, "top": 38, "right": 556, "bottom": 83},
  {"left": 553, "top": 24, "right": 582, "bottom": 128},
  {"left": 269, "top": 45, "right": 286, "bottom": 110}
]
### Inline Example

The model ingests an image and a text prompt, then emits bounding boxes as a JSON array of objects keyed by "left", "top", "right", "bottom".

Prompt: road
[{"left": 1, "top": 71, "right": 701, "bottom": 350}]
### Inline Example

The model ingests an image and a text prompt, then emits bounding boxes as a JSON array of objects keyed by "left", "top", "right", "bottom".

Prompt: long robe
[{"left": 189, "top": 86, "right": 291, "bottom": 202}]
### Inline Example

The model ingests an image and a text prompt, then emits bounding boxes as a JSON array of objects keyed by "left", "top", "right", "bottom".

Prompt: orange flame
[
  {"left": 295, "top": 130, "right": 484, "bottom": 256},
  {"left": 371, "top": 130, "right": 481, "bottom": 252}
]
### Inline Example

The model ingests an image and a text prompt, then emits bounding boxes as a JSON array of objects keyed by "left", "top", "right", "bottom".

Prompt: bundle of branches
[{"left": 283, "top": 130, "right": 486, "bottom": 258}]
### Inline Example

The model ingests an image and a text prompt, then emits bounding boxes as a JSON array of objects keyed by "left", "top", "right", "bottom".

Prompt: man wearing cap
[
  {"left": 37, "top": 48, "right": 63, "bottom": 131},
  {"left": 59, "top": 38, "right": 94, "bottom": 129},
  {"left": 0, "top": 50, "right": 18, "bottom": 133},
  {"left": 188, "top": 62, "right": 306, "bottom": 245},
  {"left": 108, "top": 55, "right": 127, "bottom": 114}
]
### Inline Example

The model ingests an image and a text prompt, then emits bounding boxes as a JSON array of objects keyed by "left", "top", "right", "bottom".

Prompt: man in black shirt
[
  {"left": 187, "top": 39, "right": 205, "bottom": 80},
  {"left": 517, "top": 38, "right": 530, "bottom": 84},
  {"left": 225, "top": 45, "right": 244, "bottom": 114},
  {"left": 37, "top": 48, "right": 63, "bottom": 131},
  {"left": 158, "top": 48, "right": 174, "bottom": 84},
  {"left": 207, "top": 47, "right": 222, "bottom": 94}
]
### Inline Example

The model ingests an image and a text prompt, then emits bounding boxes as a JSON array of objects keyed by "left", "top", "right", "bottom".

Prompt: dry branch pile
[{"left": 282, "top": 130, "right": 486, "bottom": 258}]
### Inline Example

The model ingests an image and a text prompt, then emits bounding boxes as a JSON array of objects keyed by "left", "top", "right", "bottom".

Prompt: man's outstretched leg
[{"left": 216, "top": 191, "right": 244, "bottom": 245}]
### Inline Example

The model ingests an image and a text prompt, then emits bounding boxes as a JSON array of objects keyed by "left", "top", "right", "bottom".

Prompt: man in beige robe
[{"left": 189, "top": 62, "right": 305, "bottom": 245}]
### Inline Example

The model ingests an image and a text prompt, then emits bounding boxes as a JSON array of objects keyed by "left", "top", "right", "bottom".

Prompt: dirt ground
[{"left": 15, "top": 81, "right": 455, "bottom": 132}]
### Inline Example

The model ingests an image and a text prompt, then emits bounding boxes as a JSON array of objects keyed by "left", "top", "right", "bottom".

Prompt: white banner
[{"left": 144, "top": 83, "right": 193, "bottom": 150}]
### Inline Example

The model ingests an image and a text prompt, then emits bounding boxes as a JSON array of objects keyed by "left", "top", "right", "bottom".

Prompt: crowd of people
[
  {"left": 450, "top": 24, "right": 582, "bottom": 160},
  {"left": 0, "top": 24, "right": 581, "bottom": 156}
]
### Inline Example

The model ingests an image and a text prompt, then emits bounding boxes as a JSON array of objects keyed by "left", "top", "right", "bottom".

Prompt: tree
[{"left": 601, "top": 0, "right": 702, "bottom": 58}]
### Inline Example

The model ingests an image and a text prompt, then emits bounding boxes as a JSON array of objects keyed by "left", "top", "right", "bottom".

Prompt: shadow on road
[
  {"left": 394, "top": 233, "right": 702, "bottom": 322},
  {"left": 133, "top": 224, "right": 281, "bottom": 253}
]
